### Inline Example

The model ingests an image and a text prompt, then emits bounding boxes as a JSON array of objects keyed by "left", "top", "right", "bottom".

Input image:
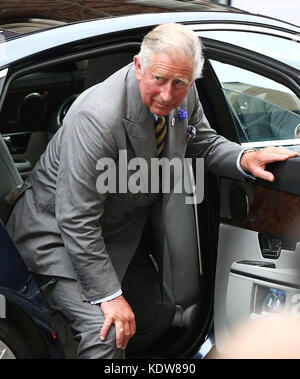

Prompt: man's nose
[{"left": 160, "top": 83, "right": 173, "bottom": 103}]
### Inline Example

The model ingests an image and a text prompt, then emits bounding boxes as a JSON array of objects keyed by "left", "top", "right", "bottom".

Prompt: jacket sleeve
[{"left": 56, "top": 108, "right": 121, "bottom": 302}]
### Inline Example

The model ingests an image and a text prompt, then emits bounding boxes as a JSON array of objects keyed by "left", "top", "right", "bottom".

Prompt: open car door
[{"left": 198, "top": 34, "right": 300, "bottom": 355}]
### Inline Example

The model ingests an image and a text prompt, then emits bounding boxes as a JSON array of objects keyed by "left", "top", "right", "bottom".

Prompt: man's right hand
[{"left": 100, "top": 295, "right": 136, "bottom": 350}]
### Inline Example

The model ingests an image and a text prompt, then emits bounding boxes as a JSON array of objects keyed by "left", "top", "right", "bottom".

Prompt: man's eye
[{"left": 174, "top": 80, "right": 186, "bottom": 88}]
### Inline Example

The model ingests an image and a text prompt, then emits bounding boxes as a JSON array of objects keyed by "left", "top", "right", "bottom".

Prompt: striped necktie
[{"left": 155, "top": 116, "right": 167, "bottom": 158}]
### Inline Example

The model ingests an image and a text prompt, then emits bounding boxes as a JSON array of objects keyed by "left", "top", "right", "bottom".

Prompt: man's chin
[{"left": 151, "top": 104, "right": 173, "bottom": 116}]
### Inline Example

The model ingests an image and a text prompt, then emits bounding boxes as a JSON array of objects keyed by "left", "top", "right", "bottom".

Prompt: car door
[{"left": 197, "top": 29, "right": 300, "bottom": 354}]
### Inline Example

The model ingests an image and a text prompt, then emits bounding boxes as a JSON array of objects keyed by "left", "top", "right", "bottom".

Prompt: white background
[{"left": 231, "top": 0, "right": 300, "bottom": 27}]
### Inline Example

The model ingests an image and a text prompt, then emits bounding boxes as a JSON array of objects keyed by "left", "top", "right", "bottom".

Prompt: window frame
[
  {"left": 201, "top": 36, "right": 300, "bottom": 147},
  {"left": 210, "top": 60, "right": 300, "bottom": 146}
]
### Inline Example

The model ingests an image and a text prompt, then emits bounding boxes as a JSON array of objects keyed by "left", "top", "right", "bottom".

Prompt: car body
[{"left": 0, "top": 0, "right": 300, "bottom": 359}]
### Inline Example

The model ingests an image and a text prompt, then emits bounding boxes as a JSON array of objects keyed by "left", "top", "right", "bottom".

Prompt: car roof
[
  {"left": 0, "top": 0, "right": 299, "bottom": 39},
  {"left": 0, "top": 0, "right": 247, "bottom": 38},
  {"left": 0, "top": 1, "right": 299, "bottom": 37},
  {"left": 0, "top": 29, "right": 20, "bottom": 41},
  {"left": 0, "top": 10, "right": 299, "bottom": 70},
  {"left": 0, "top": 0, "right": 244, "bottom": 24}
]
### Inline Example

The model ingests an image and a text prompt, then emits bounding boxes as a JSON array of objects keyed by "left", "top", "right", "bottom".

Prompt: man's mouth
[{"left": 154, "top": 101, "right": 172, "bottom": 109}]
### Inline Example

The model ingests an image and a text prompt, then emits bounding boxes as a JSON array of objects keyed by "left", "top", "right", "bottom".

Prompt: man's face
[{"left": 134, "top": 50, "right": 194, "bottom": 116}]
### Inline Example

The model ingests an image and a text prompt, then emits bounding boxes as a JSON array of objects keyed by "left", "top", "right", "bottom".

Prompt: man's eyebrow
[
  {"left": 152, "top": 70, "right": 166, "bottom": 77},
  {"left": 175, "top": 77, "right": 190, "bottom": 85},
  {"left": 151, "top": 70, "right": 191, "bottom": 85}
]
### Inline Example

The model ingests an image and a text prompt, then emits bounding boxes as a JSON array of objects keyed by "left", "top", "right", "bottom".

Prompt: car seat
[{"left": 0, "top": 133, "right": 23, "bottom": 224}]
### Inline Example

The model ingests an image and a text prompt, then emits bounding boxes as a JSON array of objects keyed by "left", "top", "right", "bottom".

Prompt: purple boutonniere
[{"left": 178, "top": 108, "right": 188, "bottom": 121}]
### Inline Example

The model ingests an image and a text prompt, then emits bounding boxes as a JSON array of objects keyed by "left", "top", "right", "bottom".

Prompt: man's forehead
[
  {"left": 150, "top": 52, "right": 193, "bottom": 77},
  {"left": 151, "top": 51, "right": 191, "bottom": 65}
]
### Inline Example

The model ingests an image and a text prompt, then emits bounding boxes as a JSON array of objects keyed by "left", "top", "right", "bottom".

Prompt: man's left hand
[{"left": 240, "top": 146, "right": 298, "bottom": 182}]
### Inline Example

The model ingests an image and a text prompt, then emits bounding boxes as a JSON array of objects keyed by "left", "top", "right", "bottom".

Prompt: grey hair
[{"left": 137, "top": 23, "right": 204, "bottom": 81}]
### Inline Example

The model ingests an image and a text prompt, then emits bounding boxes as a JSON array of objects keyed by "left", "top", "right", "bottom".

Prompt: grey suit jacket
[{"left": 6, "top": 63, "right": 244, "bottom": 302}]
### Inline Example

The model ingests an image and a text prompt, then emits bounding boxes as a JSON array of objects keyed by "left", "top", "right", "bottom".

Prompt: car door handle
[
  {"left": 3, "top": 132, "right": 31, "bottom": 154},
  {"left": 259, "top": 234, "right": 282, "bottom": 259},
  {"left": 14, "top": 158, "right": 32, "bottom": 173},
  {"left": 258, "top": 233, "right": 297, "bottom": 259}
]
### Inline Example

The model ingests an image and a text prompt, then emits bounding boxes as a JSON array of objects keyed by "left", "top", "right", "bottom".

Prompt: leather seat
[
  {"left": 0, "top": 133, "right": 23, "bottom": 224},
  {"left": 150, "top": 187, "right": 203, "bottom": 330},
  {"left": 85, "top": 51, "right": 136, "bottom": 89}
]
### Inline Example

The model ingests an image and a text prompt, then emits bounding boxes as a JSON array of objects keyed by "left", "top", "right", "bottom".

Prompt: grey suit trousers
[
  {"left": 34, "top": 236, "right": 173, "bottom": 359},
  {"left": 34, "top": 274, "right": 124, "bottom": 359}
]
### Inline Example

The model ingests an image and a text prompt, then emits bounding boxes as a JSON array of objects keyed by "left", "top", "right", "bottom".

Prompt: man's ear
[{"left": 134, "top": 55, "right": 142, "bottom": 80}]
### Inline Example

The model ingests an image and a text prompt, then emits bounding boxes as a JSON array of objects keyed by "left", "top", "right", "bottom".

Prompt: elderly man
[{"left": 6, "top": 23, "right": 297, "bottom": 359}]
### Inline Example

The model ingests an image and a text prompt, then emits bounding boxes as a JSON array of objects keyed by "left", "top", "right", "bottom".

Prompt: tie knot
[{"left": 155, "top": 116, "right": 165, "bottom": 130}]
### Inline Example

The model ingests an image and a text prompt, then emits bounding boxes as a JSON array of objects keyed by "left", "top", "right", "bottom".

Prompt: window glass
[
  {"left": 199, "top": 31, "right": 300, "bottom": 70},
  {"left": 210, "top": 60, "right": 300, "bottom": 144}
]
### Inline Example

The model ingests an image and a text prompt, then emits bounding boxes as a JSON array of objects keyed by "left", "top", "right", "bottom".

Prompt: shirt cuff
[
  {"left": 90, "top": 289, "right": 122, "bottom": 305},
  {"left": 236, "top": 149, "right": 256, "bottom": 180}
]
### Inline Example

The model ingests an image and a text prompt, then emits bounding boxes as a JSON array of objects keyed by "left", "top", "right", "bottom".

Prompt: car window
[
  {"left": 199, "top": 31, "right": 300, "bottom": 70},
  {"left": 0, "top": 49, "right": 137, "bottom": 180},
  {"left": 210, "top": 60, "right": 300, "bottom": 146}
]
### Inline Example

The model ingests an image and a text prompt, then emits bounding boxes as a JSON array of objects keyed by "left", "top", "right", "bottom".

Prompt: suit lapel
[
  {"left": 123, "top": 65, "right": 156, "bottom": 164},
  {"left": 123, "top": 113, "right": 156, "bottom": 166}
]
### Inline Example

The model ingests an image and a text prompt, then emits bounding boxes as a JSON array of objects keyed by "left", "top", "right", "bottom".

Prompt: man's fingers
[
  {"left": 117, "top": 319, "right": 136, "bottom": 350},
  {"left": 100, "top": 317, "right": 135, "bottom": 350},
  {"left": 99, "top": 295, "right": 136, "bottom": 349},
  {"left": 253, "top": 167, "right": 275, "bottom": 182},
  {"left": 115, "top": 320, "right": 126, "bottom": 349},
  {"left": 263, "top": 153, "right": 290, "bottom": 164},
  {"left": 130, "top": 316, "right": 136, "bottom": 336},
  {"left": 241, "top": 146, "right": 298, "bottom": 181},
  {"left": 121, "top": 321, "right": 131, "bottom": 350},
  {"left": 100, "top": 316, "right": 112, "bottom": 342},
  {"left": 264, "top": 147, "right": 298, "bottom": 161},
  {"left": 277, "top": 146, "right": 298, "bottom": 156}
]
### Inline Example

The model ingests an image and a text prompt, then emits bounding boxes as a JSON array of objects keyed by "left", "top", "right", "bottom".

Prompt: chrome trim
[
  {"left": 0, "top": 295, "right": 5, "bottom": 319},
  {"left": 189, "top": 23, "right": 300, "bottom": 42},
  {"left": 0, "top": 68, "right": 8, "bottom": 79},
  {"left": 193, "top": 192, "right": 203, "bottom": 276},
  {"left": 0, "top": 340, "right": 16, "bottom": 359},
  {"left": 241, "top": 139, "right": 300, "bottom": 148},
  {"left": 185, "top": 160, "right": 203, "bottom": 276},
  {"left": 195, "top": 334, "right": 214, "bottom": 359}
]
